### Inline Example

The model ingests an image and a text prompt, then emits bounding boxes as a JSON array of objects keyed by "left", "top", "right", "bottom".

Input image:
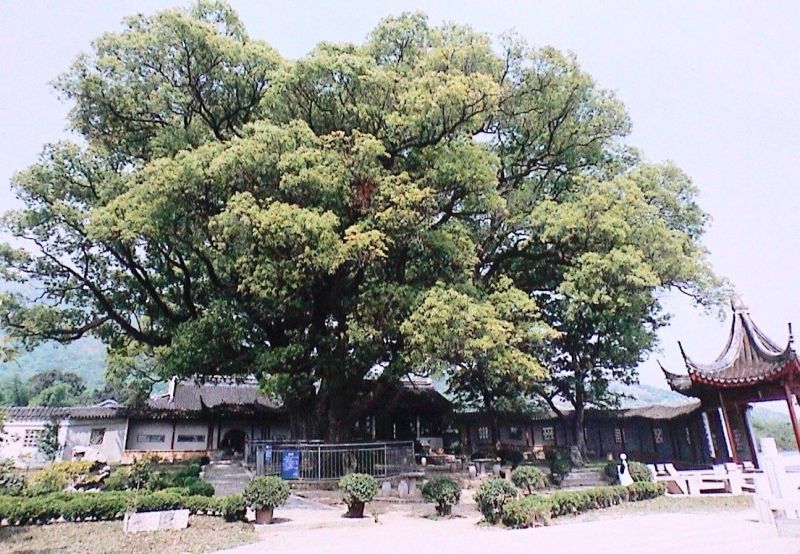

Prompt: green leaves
[{"left": 0, "top": 2, "right": 722, "bottom": 439}]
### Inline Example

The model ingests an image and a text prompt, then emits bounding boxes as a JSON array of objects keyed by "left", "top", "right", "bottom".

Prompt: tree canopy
[{"left": 0, "top": 2, "right": 722, "bottom": 441}]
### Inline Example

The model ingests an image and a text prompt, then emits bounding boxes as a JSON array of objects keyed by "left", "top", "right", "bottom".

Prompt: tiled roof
[
  {"left": 146, "top": 378, "right": 281, "bottom": 413},
  {"left": 3, "top": 401, "right": 125, "bottom": 420},
  {"left": 663, "top": 299, "right": 798, "bottom": 393}
]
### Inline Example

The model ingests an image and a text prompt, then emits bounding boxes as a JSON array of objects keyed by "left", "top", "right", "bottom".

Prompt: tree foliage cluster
[{"left": 0, "top": 1, "right": 722, "bottom": 443}]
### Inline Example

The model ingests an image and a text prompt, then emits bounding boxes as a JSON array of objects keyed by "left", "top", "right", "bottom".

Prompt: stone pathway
[
  {"left": 202, "top": 461, "right": 252, "bottom": 496},
  {"left": 213, "top": 509, "right": 800, "bottom": 554}
]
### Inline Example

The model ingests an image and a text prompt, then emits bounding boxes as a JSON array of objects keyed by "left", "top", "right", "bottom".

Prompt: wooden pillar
[
  {"left": 718, "top": 391, "right": 739, "bottom": 464},
  {"left": 784, "top": 381, "right": 800, "bottom": 453},
  {"left": 740, "top": 404, "right": 759, "bottom": 468}
]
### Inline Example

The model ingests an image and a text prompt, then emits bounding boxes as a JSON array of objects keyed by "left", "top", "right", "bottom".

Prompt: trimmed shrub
[
  {"left": 628, "top": 461, "right": 653, "bottom": 483},
  {"left": 604, "top": 460, "right": 653, "bottom": 484},
  {"left": 220, "top": 494, "right": 247, "bottom": 522},
  {"left": 0, "top": 459, "right": 26, "bottom": 496},
  {"left": 603, "top": 461, "right": 619, "bottom": 483},
  {"left": 474, "top": 478, "right": 518, "bottom": 523},
  {"left": 501, "top": 495, "right": 551, "bottom": 528},
  {"left": 243, "top": 476, "right": 290, "bottom": 511},
  {"left": 0, "top": 490, "right": 255, "bottom": 526},
  {"left": 184, "top": 494, "right": 220, "bottom": 515},
  {"left": 129, "top": 490, "right": 185, "bottom": 512},
  {"left": 421, "top": 476, "right": 461, "bottom": 516},
  {"left": 544, "top": 450, "right": 571, "bottom": 485},
  {"left": 26, "top": 460, "right": 96, "bottom": 495},
  {"left": 510, "top": 466, "right": 547, "bottom": 495},
  {"left": 184, "top": 477, "right": 215, "bottom": 497},
  {"left": 338, "top": 473, "right": 378, "bottom": 509},
  {"left": 499, "top": 481, "right": 666, "bottom": 528}
]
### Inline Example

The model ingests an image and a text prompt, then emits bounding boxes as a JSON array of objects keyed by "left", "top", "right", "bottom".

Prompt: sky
[{"left": 1, "top": 0, "right": 799, "bottom": 389}]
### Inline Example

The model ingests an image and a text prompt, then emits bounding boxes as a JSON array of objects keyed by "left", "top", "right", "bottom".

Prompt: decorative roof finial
[
  {"left": 790, "top": 322, "right": 795, "bottom": 346},
  {"left": 731, "top": 294, "right": 748, "bottom": 313}
]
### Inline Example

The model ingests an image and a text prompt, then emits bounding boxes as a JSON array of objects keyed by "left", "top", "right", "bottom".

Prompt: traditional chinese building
[{"left": 662, "top": 298, "right": 800, "bottom": 468}]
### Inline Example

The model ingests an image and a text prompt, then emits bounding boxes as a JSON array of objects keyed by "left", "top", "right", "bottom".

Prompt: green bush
[
  {"left": 544, "top": 450, "right": 571, "bottom": 485},
  {"left": 421, "top": 476, "right": 461, "bottom": 516},
  {"left": 243, "top": 476, "right": 290, "bottom": 510},
  {"left": 184, "top": 494, "right": 220, "bottom": 515},
  {"left": 501, "top": 494, "right": 551, "bottom": 528},
  {"left": 129, "top": 490, "right": 185, "bottom": 512},
  {"left": 603, "top": 461, "right": 619, "bottom": 483},
  {"left": 184, "top": 477, "right": 215, "bottom": 497},
  {"left": 629, "top": 461, "right": 653, "bottom": 483},
  {"left": 103, "top": 467, "right": 131, "bottom": 491},
  {"left": 0, "top": 490, "right": 254, "bottom": 526},
  {"left": 473, "top": 478, "right": 518, "bottom": 523},
  {"left": 127, "top": 456, "right": 154, "bottom": 490},
  {"left": 0, "top": 459, "right": 26, "bottom": 496},
  {"left": 510, "top": 466, "right": 548, "bottom": 495},
  {"left": 338, "top": 473, "right": 378, "bottom": 508},
  {"left": 220, "top": 494, "right": 247, "bottom": 522},
  {"left": 499, "top": 482, "right": 666, "bottom": 528},
  {"left": 604, "top": 460, "right": 653, "bottom": 484}
]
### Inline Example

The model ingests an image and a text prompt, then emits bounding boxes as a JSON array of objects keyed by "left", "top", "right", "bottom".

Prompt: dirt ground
[{"left": 220, "top": 507, "right": 800, "bottom": 554}]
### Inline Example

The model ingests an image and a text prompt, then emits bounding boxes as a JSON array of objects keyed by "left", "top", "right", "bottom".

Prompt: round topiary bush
[
  {"left": 243, "top": 476, "right": 290, "bottom": 523},
  {"left": 421, "top": 476, "right": 461, "bottom": 516},
  {"left": 511, "top": 465, "right": 548, "bottom": 495},
  {"left": 474, "top": 478, "right": 518, "bottom": 523},
  {"left": 628, "top": 461, "right": 653, "bottom": 483},
  {"left": 604, "top": 460, "right": 653, "bottom": 484},
  {"left": 338, "top": 473, "right": 378, "bottom": 518}
]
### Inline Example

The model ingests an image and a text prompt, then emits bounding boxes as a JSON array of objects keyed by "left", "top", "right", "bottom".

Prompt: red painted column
[{"left": 784, "top": 381, "right": 800, "bottom": 454}]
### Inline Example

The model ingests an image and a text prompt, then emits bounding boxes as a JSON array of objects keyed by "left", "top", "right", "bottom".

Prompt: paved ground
[{"left": 215, "top": 508, "right": 800, "bottom": 554}]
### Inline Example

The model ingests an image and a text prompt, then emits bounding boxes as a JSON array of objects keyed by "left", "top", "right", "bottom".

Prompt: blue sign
[{"left": 280, "top": 449, "right": 300, "bottom": 479}]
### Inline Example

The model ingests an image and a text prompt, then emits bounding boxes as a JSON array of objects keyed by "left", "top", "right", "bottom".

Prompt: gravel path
[{"left": 214, "top": 509, "right": 800, "bottom": 554}]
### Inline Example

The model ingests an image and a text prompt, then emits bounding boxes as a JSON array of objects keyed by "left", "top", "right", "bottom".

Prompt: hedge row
[
  {"left": 0, "top": 491, "right": 246, "bottom": 526},
  {"left": 501, "top": 482, "right": 666, "bottom": 529}
]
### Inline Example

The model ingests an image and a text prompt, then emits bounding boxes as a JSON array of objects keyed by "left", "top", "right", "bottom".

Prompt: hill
[{"left": 0, "top": 338, "right": 106, "bottom": 387}]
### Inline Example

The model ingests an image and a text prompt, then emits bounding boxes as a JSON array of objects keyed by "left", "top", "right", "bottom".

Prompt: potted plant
[
  {"left": 421, "top": 476, "right": 461, "bottom": 517},
  {"left": 338, "top": 473, "right": 378, "bottom": 518},
  {"left": 243, "top": 475, "right": 290, "bottom": 524}
]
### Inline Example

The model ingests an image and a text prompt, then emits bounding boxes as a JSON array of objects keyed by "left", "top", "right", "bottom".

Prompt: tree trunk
[
  {"left": 481, "top": 387, "right": 500, "bottom": 454},
  {"left": 572, "top": 403, "right": 587, "bottom": 455}
]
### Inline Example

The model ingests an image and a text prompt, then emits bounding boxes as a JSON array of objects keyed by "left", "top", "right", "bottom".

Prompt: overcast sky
[{"left": 1, "top": 0, "right": 798, "bottom": 388}]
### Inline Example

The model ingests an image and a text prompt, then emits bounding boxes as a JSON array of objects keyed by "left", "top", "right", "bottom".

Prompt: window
[
  {"left": 137, "top": 434, "right": 165, "bottom": 443},
  {"left": 508, "top": 426, "right": 523, "bottom": 441},
  {"left": 89, "top": 428, "right": 106, "bottom": 446},
  {"left": 176, "top": 434, "right": 206, "bottom": 443},
  {"left": 653, "top": 427, "right": 664, "bottom": 444},
  {"left": 23, "top": 429, "right": 43, "bottom": 447},
  {"left": 614, "top": 427, "right": 624, "bottom": 444},
  {"left": 478, "top": 426, "right": 490, "bottom": 441},
  {"left": 542, "top": 426, "right": 554, "bottom": 441}
]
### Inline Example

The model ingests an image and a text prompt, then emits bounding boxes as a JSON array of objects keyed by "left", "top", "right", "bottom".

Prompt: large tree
[{"left": 0, "top": 2, "right": 719, "bottom": 442}]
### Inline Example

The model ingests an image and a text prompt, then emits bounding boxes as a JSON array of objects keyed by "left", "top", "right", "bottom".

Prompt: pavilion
[{"left": 662, "top": 298, "right": 800, "bottom": 468}]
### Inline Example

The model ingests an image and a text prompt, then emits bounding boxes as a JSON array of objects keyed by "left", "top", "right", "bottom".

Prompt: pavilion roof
[{"left": 663, "top": 298, "right": 798, "bottom": 394}]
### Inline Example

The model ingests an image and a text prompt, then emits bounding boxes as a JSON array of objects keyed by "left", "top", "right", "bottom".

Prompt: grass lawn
[{"left": 0, "top": 516, "right": 257, "bottom": 554}]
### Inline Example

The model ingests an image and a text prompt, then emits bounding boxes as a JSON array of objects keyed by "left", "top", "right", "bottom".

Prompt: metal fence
[{"left": 244, "top": 440, "right": 416, "bottom": 481}]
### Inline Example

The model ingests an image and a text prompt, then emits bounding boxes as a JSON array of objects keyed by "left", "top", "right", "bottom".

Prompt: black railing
[{"left": 244, "top": 440, "right": 416, "bottom": 481}]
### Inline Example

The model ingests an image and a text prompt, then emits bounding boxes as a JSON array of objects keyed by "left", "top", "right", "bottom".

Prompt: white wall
[
  {"left": 62, "top": 418, "right": 127, "bottom": 463},
  {"left": 0, "top": 418, "right": 60, "bottom": 468}
]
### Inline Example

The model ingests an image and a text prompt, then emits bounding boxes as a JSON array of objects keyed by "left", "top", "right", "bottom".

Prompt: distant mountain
[
  {"left": 608, "top": 382, "right": 695, "bottom": 408},
  {"left": 0, "top": 337, "right": 106, "bottom": 387}
]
